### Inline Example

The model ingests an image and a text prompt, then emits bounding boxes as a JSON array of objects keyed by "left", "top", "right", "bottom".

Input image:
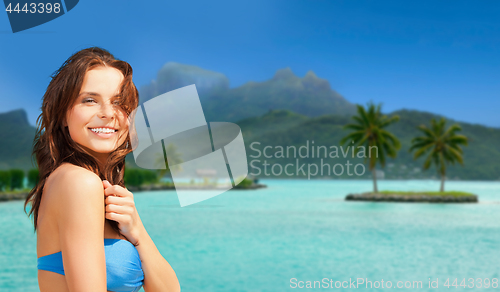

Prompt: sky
[{"left": 0, "top": 0, "right": 499, "bottom": 127}]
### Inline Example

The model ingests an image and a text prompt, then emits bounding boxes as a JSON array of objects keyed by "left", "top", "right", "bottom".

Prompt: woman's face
[{"left": 65, "top": 66, "right": 129, "bottom": 165}]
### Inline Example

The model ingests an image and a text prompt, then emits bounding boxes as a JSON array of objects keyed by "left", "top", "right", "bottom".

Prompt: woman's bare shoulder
[{"left": 44, "top": 163, "right": 104, "bottom": 208}]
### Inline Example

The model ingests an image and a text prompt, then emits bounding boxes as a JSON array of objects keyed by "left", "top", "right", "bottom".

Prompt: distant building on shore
[{"left": 375, "top": 169, "right": 385, "bottom": 179}]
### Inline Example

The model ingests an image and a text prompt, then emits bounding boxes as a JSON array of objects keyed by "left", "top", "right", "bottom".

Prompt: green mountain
[
  {"left": 139, "top": 63, "right": 357, "bottom": 122},
  {"left": 386, "top": 109, "right": 500, "bottom": 180},
  {"left": 235, "top": 109, "right": 309, "bottom": 140},
  {"left": 0, "top": 109, "right": 37, "bottom": 171},
  {"left": 238, "top": 109, "right": 500, "bottom": 180},
  {"left": 0, "top": 107, "right": 498, "bottom": 180},
  {"left": 203, "top": 68, "right": 357, "bottom": 122}
]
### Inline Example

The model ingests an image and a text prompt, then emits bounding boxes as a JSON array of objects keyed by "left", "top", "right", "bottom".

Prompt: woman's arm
[
  {"left": 134, "top": 216, "right": 181, "bottom": 292},
  {"left": 54, "top": 168, "right": 107, "bottom": 291},
  {"left": 103, "top": 181, "right": 181, "bottom": 292}
]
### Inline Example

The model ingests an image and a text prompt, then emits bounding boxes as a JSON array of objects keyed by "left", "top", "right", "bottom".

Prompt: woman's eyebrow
[
  {"left": 78, "top": 92, "right": 121, "bottom": 98},
  {"left": 78, "top": 92, "right": 99, "bottom": 97}
]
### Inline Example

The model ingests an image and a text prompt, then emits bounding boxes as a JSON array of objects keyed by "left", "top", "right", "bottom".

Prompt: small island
[
  {"left": 127, "top": 177, "right": 266, "bottom": 192},
  {"left": 0, "top": 181, "right": 267, "bottom": 203},
  {"left": 339, "top": 104, "right": 476, "bottom": 204},
  {"left": 345, "top": 191, "right": 478, "bottom": 203},
  {"left": 0, "top": 188, "right": 31, "bottom": 202}
]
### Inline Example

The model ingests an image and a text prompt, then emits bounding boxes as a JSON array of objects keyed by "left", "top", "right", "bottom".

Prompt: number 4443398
[{"left": 5, "top": 3, "right": 62, "bottom": 14}]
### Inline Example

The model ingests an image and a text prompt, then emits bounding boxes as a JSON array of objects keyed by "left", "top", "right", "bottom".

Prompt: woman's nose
[{"left": 99, "top": 103, "right": 115, "bottom": 119}]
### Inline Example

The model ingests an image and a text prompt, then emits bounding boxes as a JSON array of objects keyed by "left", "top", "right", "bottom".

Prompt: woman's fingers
[
  {"left": 105, "top": 212, "right": 130, "bottom": 223},
  {"left": 105, "top": 195, "right": 134, "bottom": 207},
  {"left": 103, "top": 185, "right": 124, "bottom": 197},
  {"left": 105, "top": 203, "right": 133, "bottom": 215},
  {"left": 101, "top": 181, "right": 140, "bottom": 244},
  {"left": 103, "top": 182, "right": 132, "bottom": 198},
  {"left": 102, "top": 180, "right": 113, "bottom": 189}
]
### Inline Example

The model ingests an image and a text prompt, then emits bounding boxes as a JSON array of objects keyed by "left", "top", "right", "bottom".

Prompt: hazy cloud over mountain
[{"left": 139, "top": 62, "right": 230, "bottom": 104}]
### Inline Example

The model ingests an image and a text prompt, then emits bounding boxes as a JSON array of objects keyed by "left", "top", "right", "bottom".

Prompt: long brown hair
[{"left": 24, "top": 47, "right": 139, "bottom": 236}]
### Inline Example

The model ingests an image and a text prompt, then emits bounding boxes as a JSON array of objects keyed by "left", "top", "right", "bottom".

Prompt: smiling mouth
[{"left": 88, "top": 128, "right": 118, "bottom": 134}]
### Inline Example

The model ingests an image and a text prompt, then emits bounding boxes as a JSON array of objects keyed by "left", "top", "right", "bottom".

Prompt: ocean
[{"left": 1, "top": 179, "right": 499, "bottom": 291}]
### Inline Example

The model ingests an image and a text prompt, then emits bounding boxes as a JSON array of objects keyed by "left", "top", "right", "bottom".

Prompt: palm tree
[
  {"left": 409, "top": 117, "right": 468, "bottom": 192},
  {"left": 340, "top": 102, "right": 401, "bottom": 193}
]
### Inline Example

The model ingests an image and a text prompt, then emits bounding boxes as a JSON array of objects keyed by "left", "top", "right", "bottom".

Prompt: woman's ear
[
  {"left": 62, "top": 116, "right": 69, "bottom": 128},
  {"left": 63, "top": 111, "right": 69, "bottom": 127}
]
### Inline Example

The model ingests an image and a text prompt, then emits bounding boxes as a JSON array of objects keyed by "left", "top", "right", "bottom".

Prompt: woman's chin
[{"left": 85, "top": 144, "right": 117, "bottom": 155}]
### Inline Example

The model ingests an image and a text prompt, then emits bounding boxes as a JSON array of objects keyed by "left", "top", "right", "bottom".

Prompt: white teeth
[{"left": 90, "top": 128, "right": 116, "bottom": 134}]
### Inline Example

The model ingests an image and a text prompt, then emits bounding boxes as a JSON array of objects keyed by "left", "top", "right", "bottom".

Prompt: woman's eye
[{"left": 83, "top": 98, "right": 96, "bottom": 103}]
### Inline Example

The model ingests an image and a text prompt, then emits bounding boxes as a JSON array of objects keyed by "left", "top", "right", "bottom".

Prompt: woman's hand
[{"left": 103, "top": 180, "right": 143, "bottom": 245}]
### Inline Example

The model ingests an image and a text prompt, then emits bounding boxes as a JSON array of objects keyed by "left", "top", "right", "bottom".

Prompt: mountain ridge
[{"left": 139, "top": 63, "right": 357, "bottom": 122}]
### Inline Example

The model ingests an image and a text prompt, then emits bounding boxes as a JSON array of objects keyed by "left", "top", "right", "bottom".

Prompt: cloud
[{"left": 139, "top": 62, "right": 230, "bottom": 104}]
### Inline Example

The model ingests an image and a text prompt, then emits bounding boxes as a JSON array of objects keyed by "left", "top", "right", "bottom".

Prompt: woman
[{"left": 24, "top": 47, "right": 181, "bottom": 292}]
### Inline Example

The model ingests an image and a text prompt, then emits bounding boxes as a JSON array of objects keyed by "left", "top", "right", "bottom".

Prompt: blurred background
[{"left": 1, "top": 1, "right": 499, "bottom": 291}]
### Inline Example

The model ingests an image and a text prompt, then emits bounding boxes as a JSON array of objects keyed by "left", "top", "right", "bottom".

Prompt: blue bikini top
[{"left": 37, "top": 238, "right": 144, "bottom": 292}]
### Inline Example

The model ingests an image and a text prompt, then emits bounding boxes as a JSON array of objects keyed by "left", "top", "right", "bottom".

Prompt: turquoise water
[{"left": 1, "top": 179, "right": 500, "bottom": 291}]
